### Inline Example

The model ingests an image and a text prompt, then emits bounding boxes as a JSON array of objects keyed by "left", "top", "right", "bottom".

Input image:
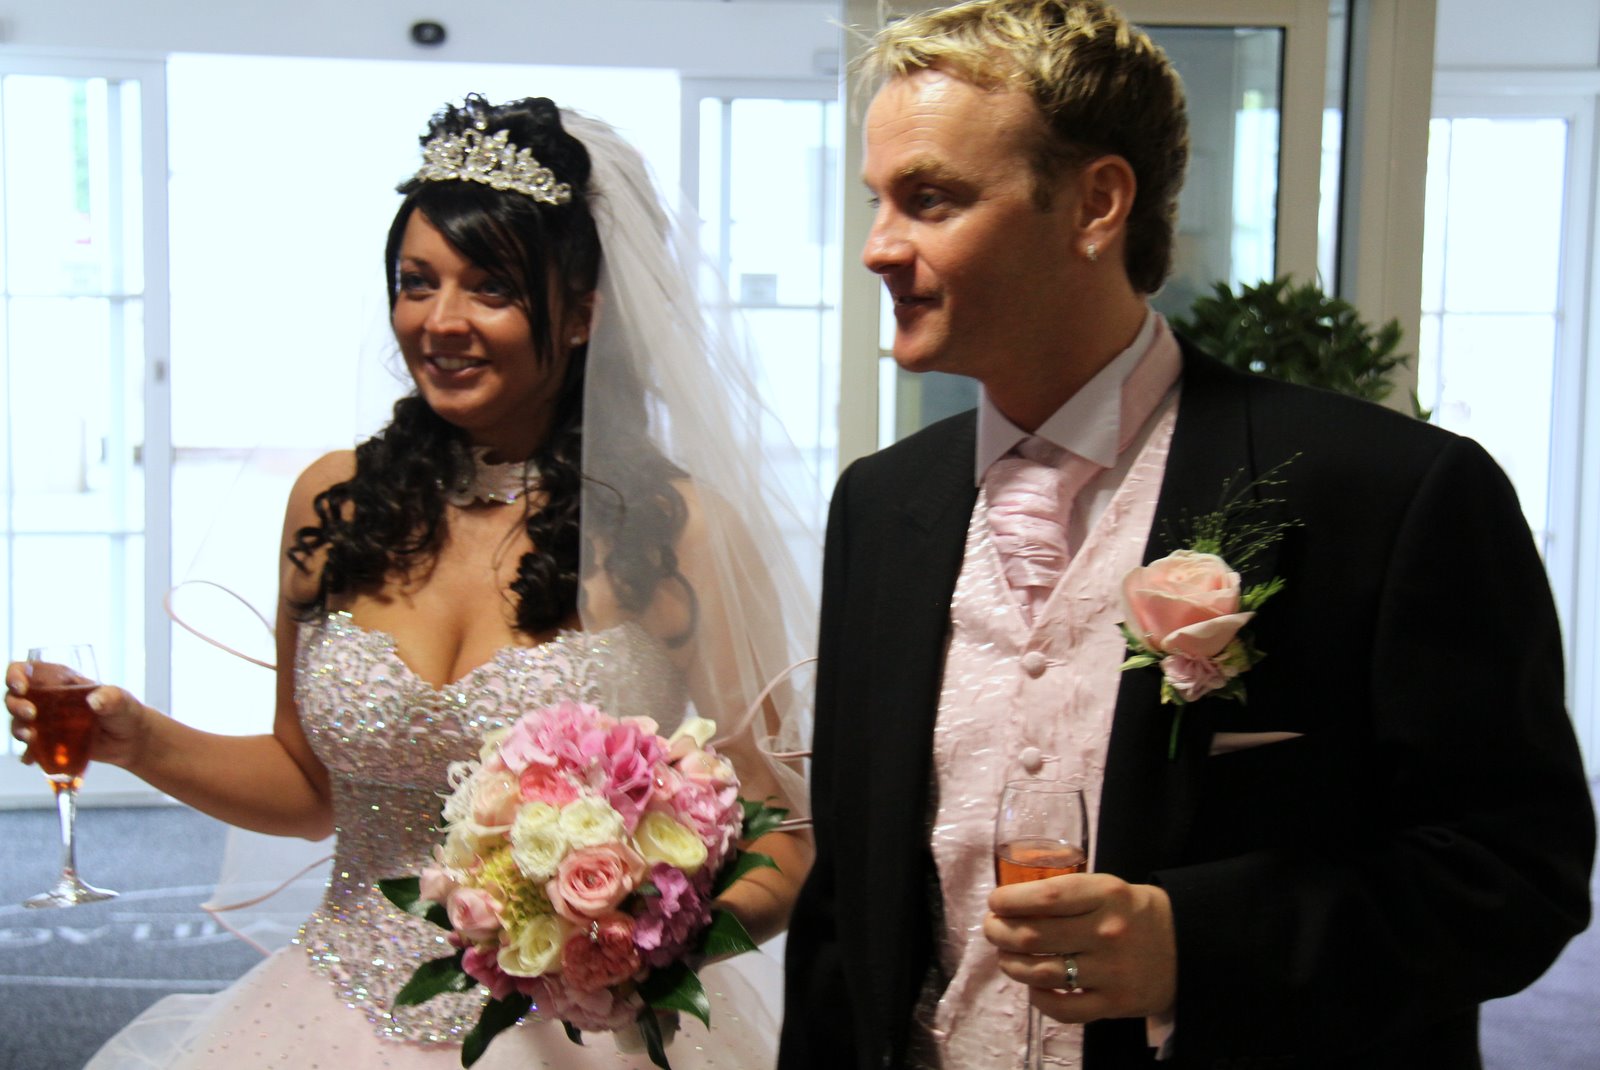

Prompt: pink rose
[
  {"left": 462, "top": 943, "right": 520, "bottom": 1001},
  {"left": 472, "top": 770, "right": 522, "bottom": 828},
  {"left": 523, "top": 975, "right": 643, "bottom": 1032},
  {"left": 1159, "top": 653, "right": 1238, "bottom": 703},
  {"left": 1122, "top": 550, "right": 1255, "bottom": 659},
  {"left": 418, "top": 864, "right": 459, "bottom": 905},
  {"left": 675, "top": 747, "right": 735, "bottom": 784},
  {"left": 547, "top": 843, "right": 648, "bottom": 923},
  {"left": 670, "top": 777, "right": 742, "bottom": 871},
  {"left": 519, "top": 764, "right": 580, "bottom": 806},
  {"left": 446, "top": 886, "right": 503, "bottom": 944},
  {"left": 560, "top": 912, "right": 642, "bottom": 993}
]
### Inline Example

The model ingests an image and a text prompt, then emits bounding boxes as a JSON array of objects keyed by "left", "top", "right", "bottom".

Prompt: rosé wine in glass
[
  {"left": 993, "top": 780, "right": 1088, "bottom": 1070},
  {"left": 21, "top": 645, "right": 117, "bottom": 908}
]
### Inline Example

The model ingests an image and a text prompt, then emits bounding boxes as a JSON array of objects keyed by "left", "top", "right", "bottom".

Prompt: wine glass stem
[
  {"left": 1025, "top": 1003, "right": 1044, "bottom": 1070},
  {"left": 51, "top": 781, "right": 82, "bottom": 884}
]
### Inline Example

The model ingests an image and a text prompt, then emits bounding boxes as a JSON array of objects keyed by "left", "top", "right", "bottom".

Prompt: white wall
[
  {"left": 1435, "top": 0, "right": 1600, "bottom": 69},
  {"left": 0, "top": 0, "right": 841, "bottom": 80}
]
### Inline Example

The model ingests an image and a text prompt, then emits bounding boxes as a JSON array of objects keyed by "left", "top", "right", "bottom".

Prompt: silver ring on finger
[{"left": 1061, "top": 954, "right": 1080, "bottom": 991}]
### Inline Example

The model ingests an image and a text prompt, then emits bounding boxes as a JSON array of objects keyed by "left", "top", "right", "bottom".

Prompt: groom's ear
[{"left": 1072, "top": 154, "right": 1137, "bottom": 259}]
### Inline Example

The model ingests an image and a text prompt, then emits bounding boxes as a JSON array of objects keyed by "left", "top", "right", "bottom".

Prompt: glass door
[{"left": 0, "top": 58, "right": 169, "bottom": 804}]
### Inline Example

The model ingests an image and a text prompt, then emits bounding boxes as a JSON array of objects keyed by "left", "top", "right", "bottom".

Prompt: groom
[{"left": 780, "top": 2, "right": 1595, "bottom": 1068}]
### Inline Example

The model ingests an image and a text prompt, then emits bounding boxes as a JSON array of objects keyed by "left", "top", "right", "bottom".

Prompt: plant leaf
[
  {"left": 710, "top": 849, "right": 780, "bottom": 897},
  {"left": 639, "top": 961, "right": 712, "bottom": 1028},
  {"left": 698, "top": 907, "right": 759, "bottom": 960},
  {"left": 739, "top": 797, "right": 789, "bottom": 841},
  {"left": 378, "top": 876, "right": 451, "bottom": 930},
  {"left": 461, "top": 993, "right": 532, "bottom": 1067},
  {"left": 562, "top": 1021, "right": 584, "bottom": 1046},
  {"left": 392, "top": 950, "right": 473, "bottom": 1007},
  {"left": 637, "top": 1009, "right": 672, "bottom": 1070}
]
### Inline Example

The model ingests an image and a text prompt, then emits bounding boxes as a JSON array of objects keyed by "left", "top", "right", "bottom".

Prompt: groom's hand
[{"left": 984, "top": 873, "right": 1177, "bottom": 1024}]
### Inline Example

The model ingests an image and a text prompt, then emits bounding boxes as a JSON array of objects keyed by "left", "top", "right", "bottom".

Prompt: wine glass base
[{"left": 23, "top": 879, "right": 118, "bottom": 909}]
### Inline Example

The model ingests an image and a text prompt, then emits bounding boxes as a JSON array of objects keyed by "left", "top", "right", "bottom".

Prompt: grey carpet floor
[{"left": 1, "top": 798, "right": 1596, "bottom": 1070}]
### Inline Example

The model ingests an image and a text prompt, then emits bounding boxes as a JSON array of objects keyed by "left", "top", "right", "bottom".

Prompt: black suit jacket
[{"left": 780, "top": 345, "right": 1594, "bottom": 1069}]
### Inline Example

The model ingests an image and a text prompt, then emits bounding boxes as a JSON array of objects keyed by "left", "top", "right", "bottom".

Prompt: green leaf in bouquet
[
  {"left": 698, "top": 907, "right": 760, "bottom": 960},
  {"left": 637, "top": 1009, "right": 673, "bottom": 1070},
  {"left": 378, "top": 876, "right": 452, "bottom": 930},
  {"left": 639, "top": 960, "right": 712, "bottom": 1028},
  {"left": 710, "top": 849, "right": 780, "bottom": 898},
  {"left": 393, "top": 950, "right": 474, "bottom": 1007},
  {"left": 461, "top": 992, "right": 533, "bottom": 1067},
  {"left": 739, "top": 797, "right": 789, "bottom": 841},
  {"left": 636, "top": 880, "right": 661, "bottom": 898},
  {"left": 561, "top": 1020, "right": 583, "bottom": 1046}
]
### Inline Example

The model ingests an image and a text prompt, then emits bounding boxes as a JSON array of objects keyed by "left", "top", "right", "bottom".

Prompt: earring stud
[{"left": 1085, "top": 242, "right": 1099, "bottom": 262}]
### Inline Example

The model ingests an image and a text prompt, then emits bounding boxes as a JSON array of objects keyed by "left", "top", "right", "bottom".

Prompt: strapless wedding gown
[{"left": 84, "top": 612, "right": 782, "bottom": 1069}]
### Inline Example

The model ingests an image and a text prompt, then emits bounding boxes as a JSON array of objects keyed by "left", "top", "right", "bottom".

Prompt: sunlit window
[{"left": 1419, "top": 116, "right": 1567, "bottom": 551}]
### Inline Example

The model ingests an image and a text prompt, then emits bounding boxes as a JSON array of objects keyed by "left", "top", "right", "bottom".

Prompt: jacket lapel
[{"left": 1096, "top": 344, "right": 1275, "bottom": 882}]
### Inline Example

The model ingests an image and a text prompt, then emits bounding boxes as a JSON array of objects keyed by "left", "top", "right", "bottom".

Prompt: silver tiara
[{"left": 414, "top": 126, "right": 572, "bottom": 205}]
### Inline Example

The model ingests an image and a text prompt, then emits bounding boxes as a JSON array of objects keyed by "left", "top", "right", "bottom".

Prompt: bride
[{"left": 5, "top": 94, "right": 816, "bottom": 1068}]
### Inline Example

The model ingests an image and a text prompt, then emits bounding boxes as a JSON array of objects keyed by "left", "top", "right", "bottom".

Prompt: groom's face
[{"left": 861, "top": 68, "right": 1087, "bottom": 383}]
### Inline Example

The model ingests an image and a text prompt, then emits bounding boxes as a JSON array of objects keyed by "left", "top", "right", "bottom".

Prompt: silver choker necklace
[{"left": 442, "top": 446, "right": 541, "bottom": 506}]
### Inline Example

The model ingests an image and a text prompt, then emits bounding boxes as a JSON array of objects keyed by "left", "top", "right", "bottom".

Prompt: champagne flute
[
  {"left": 21, "top": 644, "right": 118, "bottom": 908},
  {"left": 994, "top": 780, "right": 1088, "bottom": 1070}
]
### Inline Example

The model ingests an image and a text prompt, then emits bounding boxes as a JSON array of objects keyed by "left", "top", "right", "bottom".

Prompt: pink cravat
[{"left": 984, "top": 436, "right": 1103, "bottom": 624}]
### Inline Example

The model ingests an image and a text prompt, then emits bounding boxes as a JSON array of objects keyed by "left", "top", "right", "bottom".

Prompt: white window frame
[
  {"left": 0, "top": 54, "right": 170, "bottom": 806},
  {"left": 1432, "top": 69, "right": 1600, "bottom": 766}
]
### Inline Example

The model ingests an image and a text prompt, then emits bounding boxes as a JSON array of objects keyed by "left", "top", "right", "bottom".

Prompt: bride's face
[{"left": 392, "top": 210, "right": 581, "bottom": 459}]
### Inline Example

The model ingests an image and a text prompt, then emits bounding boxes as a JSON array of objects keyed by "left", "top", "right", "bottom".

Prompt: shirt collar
[{"left": 975, "top": 308, "right": 1160, "bottom": 483}]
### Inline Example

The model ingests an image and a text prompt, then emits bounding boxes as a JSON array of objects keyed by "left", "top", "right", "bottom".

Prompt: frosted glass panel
[
  {"left": 1420, "top": 115, "right": 1570, "bottom": 551},
  {"left": 1435, "top": 119, "right": 1566, "bottom": 314},
  {"left": 1432, "top": 314, "right": 1556, "bottom": 544}
]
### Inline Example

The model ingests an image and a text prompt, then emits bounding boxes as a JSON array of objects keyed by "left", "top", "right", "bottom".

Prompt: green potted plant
[{"left": 1171, "top": 276, "right": 1418, "bottom": 411}]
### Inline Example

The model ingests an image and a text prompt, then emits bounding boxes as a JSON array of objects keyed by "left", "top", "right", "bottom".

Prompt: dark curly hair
[{"left": 288, "top": 95, "right": 690, "bottom": 635}]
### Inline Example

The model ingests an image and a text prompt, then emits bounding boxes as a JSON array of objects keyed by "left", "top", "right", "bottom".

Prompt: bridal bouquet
[{"left": 379, "top": 700, "right": 785, "bottom": 1068}]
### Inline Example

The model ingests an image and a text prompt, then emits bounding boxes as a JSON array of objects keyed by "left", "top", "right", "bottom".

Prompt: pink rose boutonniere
[{"left": 1119, "top": 462, "right": 1297, "bottom": 758}]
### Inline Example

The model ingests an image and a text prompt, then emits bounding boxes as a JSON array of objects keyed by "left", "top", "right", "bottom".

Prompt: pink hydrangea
[
  {"left": 599, "top": 722, "right": 667, "bottom": 831},
  {"left": 632, "top": 863, "right": 712, "bottom": 968}
]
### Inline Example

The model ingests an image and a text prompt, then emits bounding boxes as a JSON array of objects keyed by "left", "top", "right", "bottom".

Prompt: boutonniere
[{"left": 1119, "top": 460, "right": 1298, "bottom": 759}]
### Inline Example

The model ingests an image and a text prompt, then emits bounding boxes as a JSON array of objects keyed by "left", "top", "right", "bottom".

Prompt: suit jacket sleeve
[
  {"left": 779, "top": 460, "right": 859, "bottom": 1067},
  {"left": 1152, "top": 433, "right": 1595, "bottom": 1063}
]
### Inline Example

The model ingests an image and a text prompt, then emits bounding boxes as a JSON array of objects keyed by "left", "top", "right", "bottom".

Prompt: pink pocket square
[{"left": 1208, "top": 730, "right": 1304, "bottom": 756}]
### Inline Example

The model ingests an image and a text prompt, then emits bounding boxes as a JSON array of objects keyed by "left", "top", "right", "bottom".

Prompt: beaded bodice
[{"left": 293, "top": 611, "right": 687, "bottom": 1044}]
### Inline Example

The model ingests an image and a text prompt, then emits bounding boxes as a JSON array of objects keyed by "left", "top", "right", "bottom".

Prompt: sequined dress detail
[{"left": 294, "top": 611, "right": 688, "bottom": 1043}]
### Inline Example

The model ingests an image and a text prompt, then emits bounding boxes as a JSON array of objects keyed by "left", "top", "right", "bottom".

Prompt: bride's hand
[{"left": 5, "top": 661, "right": 153, "bottom": 771}]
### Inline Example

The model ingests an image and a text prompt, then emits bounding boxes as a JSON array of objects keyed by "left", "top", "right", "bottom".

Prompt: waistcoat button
[{"left": 1020, "top": 650, "right": 1048, "bottom": 677}]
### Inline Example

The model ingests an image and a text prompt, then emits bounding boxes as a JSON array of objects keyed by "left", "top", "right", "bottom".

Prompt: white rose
[
  {"left": 439, "top": 824, "right": 481, "bottom": 869},
  {"left": 478, "top": 726, "right": 513, "bottom": 764},
  {"left": 559, "top": 796, "right": 626, "bottom": 848},
  {"left": 668, "top": 717, "right": 718, "bottom": 749},
  {"left": 631, "top": 812, "right": 709, "bottom": 876},
  {"left": 497, "top": 911, "right": 569, "bottom": 977},
  {"left": 510, "top": 802, "right": 568, "bottom": 881}
]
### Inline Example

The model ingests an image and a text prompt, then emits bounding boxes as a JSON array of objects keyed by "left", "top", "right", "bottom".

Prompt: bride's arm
[
  {"left": 6, "top": 454, "right": 347, "bottom": 841},
  {"left": 645, "top": 483, "right": 814, "bottom": 947}
]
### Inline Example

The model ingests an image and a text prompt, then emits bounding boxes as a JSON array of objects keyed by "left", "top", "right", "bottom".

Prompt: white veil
[
  {"left": 569, "top": 110, "right": 818, "bottom": 811},
  {"left": 197, "top": 105, "right": 820, "bottom": 949}
]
